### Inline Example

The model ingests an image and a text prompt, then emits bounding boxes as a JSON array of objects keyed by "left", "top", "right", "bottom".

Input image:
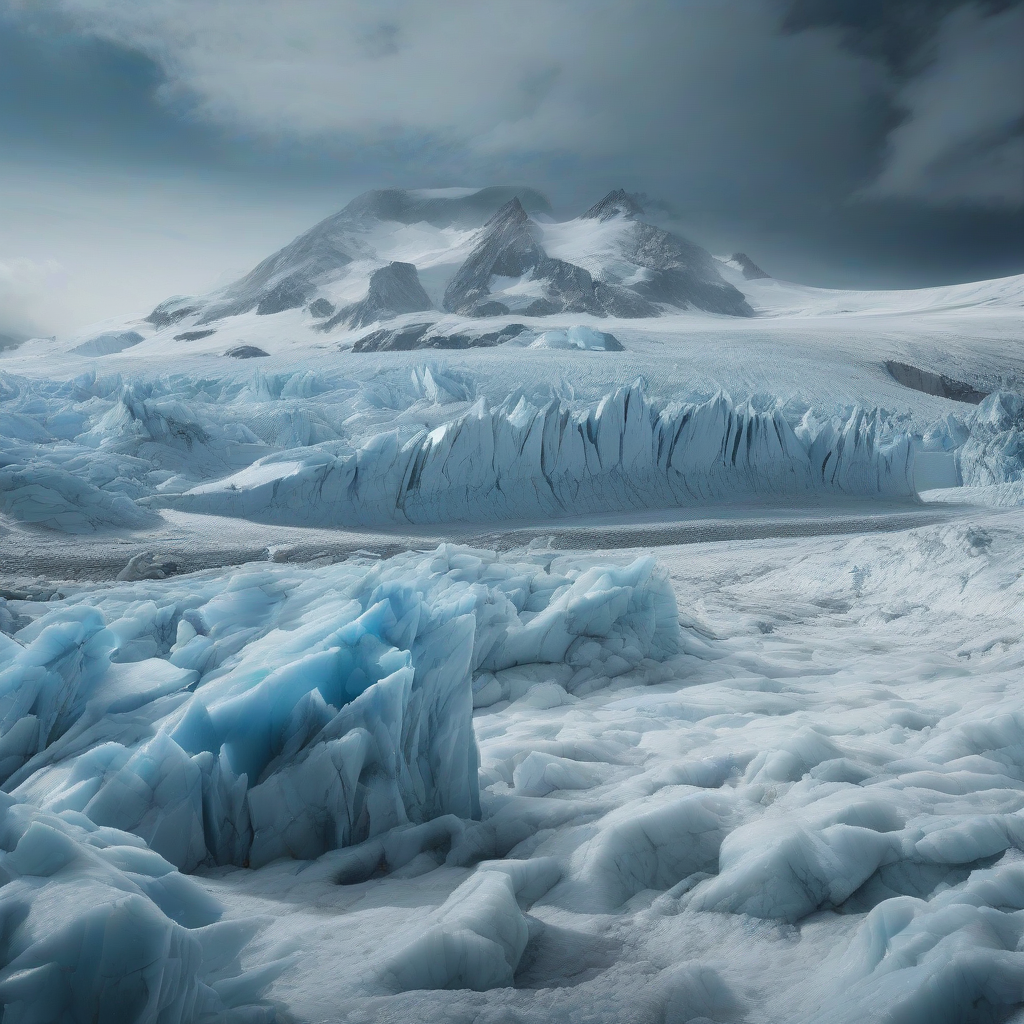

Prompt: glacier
[
  {"left": 3, "top": 194, "right": 1024, "bottom": 1022},
  {"left": 0, "top": 369, "right": 919, "bottom": 536},
  {"left": 0, "top": 548, "right": 678, "bottom": 875}
]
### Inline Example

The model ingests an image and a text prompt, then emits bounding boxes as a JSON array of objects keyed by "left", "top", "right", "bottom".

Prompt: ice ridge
[
  {"left": 0, "top": 792, "right": 280, "bottom": 1023},
  {"left": 171, "top": 385, "right": 917, "bottom": 527},
  {"left": 1, "top": 548, "right": 679, "bottom": 873}
]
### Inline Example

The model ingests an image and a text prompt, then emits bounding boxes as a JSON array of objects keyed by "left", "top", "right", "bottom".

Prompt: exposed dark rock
[
  {"left": 351, "top": 324, "right": 431, "bottom": 352},
  {"left": 470, "top": 301, "right": 513, "bottom": 317},
  {"left": 885, "top": 361, "right": 989, "bottom": 404},
  {"left": 173, "top": 329, "right": 216, "bottom": 342},
  {"left": 523, "top": 298, "right": 561, "bottom": 317},
  {"left": 625, "top": 224, "right": 753, "bottom": 316},
  {"left": 308, "top": 297, "right": 335, "bottom": 318},
  {"left": 256, "top": 276, "right": 310, "bottom": 315},
  {"left": 731, "top": 253, "right": 770, "bottom": 280},
  {"left": 0, "top": 333, "right": 23, "bottom": 351},
  {"left": 146, "top": 297, "right": 200, "bottom": 328},
  {"left": 443, "top": 195, "right": 747, "bottom": 319},
  {"left": 592, "top": 283, "right": 660, "bottom": 318},
  {"left": 144, "top": 185, "right": 753, "bottom": 330},
  {"left": 442, "top": 199, "right": 646, "bottom": 319},
  {"left": 352, "top": 323, "right": 528, "bottom": 353},
  {"left": 197, "top": 298, "right": 258, "bottom": 325},
  {"left": 224, "top": 345, "right": 269, "bottom": 359},
  {"left": 443, "top": 199, "right": 546, "bottom": 315},
  {"left": 583, "top": 189, "right": 645, "bottom": 221},
  {"left": 187, "top": 188, "right": 552, "bottom": 325},
  {"left": 321, "top": 262, "right": 433, "bottom": 330}
]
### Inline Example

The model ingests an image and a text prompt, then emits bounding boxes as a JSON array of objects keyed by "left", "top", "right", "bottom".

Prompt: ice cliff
[
  {"left": 171, "top": 384, "right": 917, "bottom": 527},
  {"left": 0, "top": 372, "right": 918, "bottom": 535}
]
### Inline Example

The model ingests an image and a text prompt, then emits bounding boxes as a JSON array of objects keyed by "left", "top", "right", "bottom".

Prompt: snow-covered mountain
[{"left": 140, "top": 186, "right": 750, "bottom": 345}]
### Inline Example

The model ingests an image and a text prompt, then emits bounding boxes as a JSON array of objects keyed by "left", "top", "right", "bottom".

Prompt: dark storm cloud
[
  {"left": 781, "top": 0, "right": 1013, "bottom": 73},
  {"left": 0, "top": 0, "right": 1021, "bottom": 327},
  {"left": 782, "top": 0, "right": 1024, "bottom": 208}
]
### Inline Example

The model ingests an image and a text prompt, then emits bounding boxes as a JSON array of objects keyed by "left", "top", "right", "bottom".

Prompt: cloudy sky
[{"left": 1, "top": 0, "right": 1022, "bottom": 337}]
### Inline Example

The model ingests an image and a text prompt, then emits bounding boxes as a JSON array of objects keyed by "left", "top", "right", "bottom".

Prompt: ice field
[{"left": 1, "top": 187, "right": 1024, "bottom": 1022}]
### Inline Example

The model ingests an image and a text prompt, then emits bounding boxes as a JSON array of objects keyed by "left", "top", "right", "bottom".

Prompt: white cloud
[
  {"left": 865, "top": 4, "right": 1024, "bottom": 207},
  {"left": 25, "top": 0, "right": 887, "bottom": 208}
]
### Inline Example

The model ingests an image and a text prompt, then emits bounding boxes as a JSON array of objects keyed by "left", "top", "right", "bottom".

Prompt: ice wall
[
  {"left": 1, "top": 370, "right": 916, "bottom": 534},
  {"left": 171, "top": 385, "right": 917, "bottom": 527},
  {"left": 1, "top": 548, "right": 679, "bottom": 872}
]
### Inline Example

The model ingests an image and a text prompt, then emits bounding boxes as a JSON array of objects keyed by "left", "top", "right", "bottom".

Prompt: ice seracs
[
  {"left": 0, "top": 792, "right": 280, "bottom": 1023},
  {"left": 168, "top": 385, "right": 917, "bottom": 528},
  {"left": 0, "top": 547, "right": 679, "bottom": 875}
]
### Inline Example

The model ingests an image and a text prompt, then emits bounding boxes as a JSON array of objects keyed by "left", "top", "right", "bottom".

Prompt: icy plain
[{"left": 2, "top": 187, "right": 1024, "bottom": 1022}]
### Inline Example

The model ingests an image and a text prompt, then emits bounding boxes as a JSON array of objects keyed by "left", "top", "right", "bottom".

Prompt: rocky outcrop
[
  {"left": 442, "top": 200, "right": 659, "bottom": 319},
  {"left": 224, "top": 345, "right": 269, "bottom": 359},
  {"left": 731, "top": 253, "right": 770, "bottom": 280},
  {"left": 352, "top": 323, "right": 527, "bottom": 352},
  {"left": 322, "top": 262, "right": 433, "bottom": 330},
  {"left": 146, "top": 296, "right": 201, "bottom": 328},
  {"left": 583, "top": 188, "right": 646, "bottom": 221},
  {"left": 625, "top": 224, "right": 753, "bottom": 316}
]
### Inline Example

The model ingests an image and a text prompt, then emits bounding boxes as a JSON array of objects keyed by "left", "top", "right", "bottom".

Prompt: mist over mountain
[{"left": 143, "top": 185, "right": 751, "bottom": 345}]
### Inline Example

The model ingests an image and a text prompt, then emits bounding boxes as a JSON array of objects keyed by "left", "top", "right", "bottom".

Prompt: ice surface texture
[
  {"left": 172, "top": 384, "right": 917, "bottom": 527},
  {"left": 0, "top": 370, "right": 917, "bottom": 534},
  {"left": 0, "top": 547, "right": 678, "bottom": 874},
  {"left": 958, "top": 391, "right": 1024, "bottom": 485},
  {"left": 0, "top": 793, "right": 278, "bottom": 1024}
]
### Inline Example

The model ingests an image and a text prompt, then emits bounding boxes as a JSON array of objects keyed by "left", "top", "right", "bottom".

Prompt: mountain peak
[
  {"left": 730, "top": 253, "right": 770, "bottom": 280},
  {"left": 584, "top": 189, "right": 645, "bottom": 221},
  {"left": 483, "top": 197, "right": 529, "bottom": 228}
]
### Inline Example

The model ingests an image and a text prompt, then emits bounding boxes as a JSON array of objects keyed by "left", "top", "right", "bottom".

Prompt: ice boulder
[
  {"left": 690, "top": 795, "right": 905, "bottom": 923},
  {"left": 957, "top": 391, "right": 1024, "bottom": 487},
  {"left": 576, "top": 792, "right": 734, "bottom": 910},
  {"left": 0, "top": 793, "right": 277, "bottom": 1024},
  {"left": 833, "top": 853, "right": 1024, "bottom": 1023},
  {"left": 529, "top": 326, "right": 623, "bottom": 351},
  {"left": 383, "top": 870, "right": 529, "bottom": 991}
]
